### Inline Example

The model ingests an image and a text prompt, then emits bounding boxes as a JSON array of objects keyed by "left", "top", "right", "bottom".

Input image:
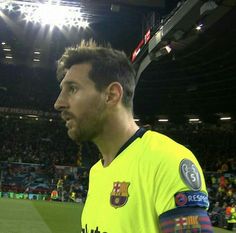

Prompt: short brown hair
[{"left": 57, "top": 39, "right": 136, "bottom": 109}]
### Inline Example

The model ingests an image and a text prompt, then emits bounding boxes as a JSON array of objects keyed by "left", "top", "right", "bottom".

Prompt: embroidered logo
[
  {"left": 175, "top": 191, "right": 209, "bottom": 208},
  {"left": 180, "top": 159, "right": 201, "bottom": 191},
  {"left": 110, "top": 181, "right": 130, "bottom": 208},
  {"left": 175, "top": 216, "right": 201, "bottom": 232},
  {"left": 175, "top": 192, "right": 188, "bottom": 206}
]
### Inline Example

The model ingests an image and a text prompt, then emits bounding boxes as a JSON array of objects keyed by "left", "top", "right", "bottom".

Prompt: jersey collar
[
  {"left": 115, "top": 127, "right": 147, "bottom": 158},
  {"left": 101, "top": 127, "right": 147, "bottom": 166}
]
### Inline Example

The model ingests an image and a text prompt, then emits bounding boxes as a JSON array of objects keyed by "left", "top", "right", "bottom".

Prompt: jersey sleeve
[{"left": 153, "top": 139, "right": 209, "bottom": 217}]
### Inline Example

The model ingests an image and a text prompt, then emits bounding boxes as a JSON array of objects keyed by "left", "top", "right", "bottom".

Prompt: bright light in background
[
  {"left": 1, "top": 41, "right": 6, "bottom": 45},
  {"left": 26, "top": 114, "right": 38, "bottom": 118},
  {"left": 5, "top": 56, "right": 13, "bottom": 59},
  {"left": 23, "top": 5, "right": 37, "bottom": 23},
  {"left": 196, "top": 23, "right": 203, "bottom": 31},
  {"left": 0, "top": 1, "right": 14, "bottom": 11},
  {"left": 6, "top": 3, "right": 14, "bottom": 12},
  {"left": 18, "top": 4, "right": 28, "bottom": 14},
  {"left": 34, "top": 2, "right": 67, "bottom": 26},
  {"left": 158, "top": 119, "right": 169, "bottom": 122},
  {"left": 0, "top": 1, "right": 8, "bottom": 10},
  {"left": 78, "top": 19, "right": 89, "bottom": 28},
  {"left": 220, "top": 117, "right": 231, "bottom": 121},
  {"left": 3, "top": 48, "right": 11, "bottom": 51},
  {"left": 33, "top": 58, "right": 40, "bottom": 62},
  {"left": 0, "top": 0, "right": 89, "bottom": 29},
  {"left": 164, "top": 45, "right": 172, "bottom": 53},
  {"left": 189, "top": 118, "right": 200, "bottom": 122}
]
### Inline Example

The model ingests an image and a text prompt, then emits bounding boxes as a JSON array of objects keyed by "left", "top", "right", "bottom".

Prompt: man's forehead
[
  {"left": 64, "top": 63, "right": 91, "bottom": 79},
  {"left": 60, "top": 63, "right": 92, "bottom": 88},
  {"left": 69, "top": 63, "right": 91, "bottom": 73}
]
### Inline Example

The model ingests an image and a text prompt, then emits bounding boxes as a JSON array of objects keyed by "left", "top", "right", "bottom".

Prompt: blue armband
[{"left": 159, "top": 207, "right": 213, "bottom": 233}]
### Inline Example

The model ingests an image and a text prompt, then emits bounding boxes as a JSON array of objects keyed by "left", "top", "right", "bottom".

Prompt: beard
[{"left": 66, "top": 101, "right": 106, "bottom": 143}]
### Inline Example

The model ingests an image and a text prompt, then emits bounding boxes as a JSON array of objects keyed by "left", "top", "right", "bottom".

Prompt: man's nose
[{"left": 54, "top": 93, "right": 68, "bottom": 111}]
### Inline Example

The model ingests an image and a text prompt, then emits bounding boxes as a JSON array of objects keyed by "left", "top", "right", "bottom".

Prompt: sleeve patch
[
  {"left": 175, "top": 191, "right": 209, "bottom": 208},
  {"left": 159, "top": 207, "right": 213, "bottom": 233},
  {"left": 179, "top": 159, "right": 201, "bottom": 191}
]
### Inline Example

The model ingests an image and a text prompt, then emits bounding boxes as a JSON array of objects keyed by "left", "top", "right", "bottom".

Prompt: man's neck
[{"left": 93, "top": 112, "right": 139, "bottom": 167}]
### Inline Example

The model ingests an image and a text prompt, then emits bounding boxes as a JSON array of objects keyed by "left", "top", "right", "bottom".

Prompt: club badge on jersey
[
  {"left": 110, "top": 181, "right": 130, "bottom": 208},
  {"left": 179, "top": 159, "right": 201, "bottom": 191}
]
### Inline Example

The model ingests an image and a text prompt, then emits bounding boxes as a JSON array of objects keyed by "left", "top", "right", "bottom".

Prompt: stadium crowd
[{"left": 0, "top": 64, "right": 58, "bottom": 111}]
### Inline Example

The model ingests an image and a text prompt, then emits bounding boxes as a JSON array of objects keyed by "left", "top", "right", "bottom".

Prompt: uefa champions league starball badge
[{"left": 180, "top": 159, "right": 201, "bottom": 191}]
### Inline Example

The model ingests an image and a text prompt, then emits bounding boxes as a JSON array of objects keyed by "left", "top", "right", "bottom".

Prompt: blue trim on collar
[{"left": 115, "top": 127, "right": 147, "bottom": 158}]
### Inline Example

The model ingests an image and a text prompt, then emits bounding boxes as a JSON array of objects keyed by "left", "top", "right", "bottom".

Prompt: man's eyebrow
[{"left": 59, "top": 81, "right": 78, "bottom": 90}]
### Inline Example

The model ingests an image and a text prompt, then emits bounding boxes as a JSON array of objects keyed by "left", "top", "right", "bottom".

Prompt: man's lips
[
  {"left": 66, "top": 119, "right": 73, "bottom": 128},
  {"left": 61, "top": 112, "right": 73, "bottom": 122}
]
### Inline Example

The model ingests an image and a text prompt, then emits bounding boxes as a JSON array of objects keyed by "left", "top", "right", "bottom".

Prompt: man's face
[{"left": 54, "top": 63, "right": 107, "bottom": 143}]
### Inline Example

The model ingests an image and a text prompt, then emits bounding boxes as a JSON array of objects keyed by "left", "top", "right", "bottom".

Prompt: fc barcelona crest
[{"left": 110, "top": 181, "right": 130, "bottom": 208}]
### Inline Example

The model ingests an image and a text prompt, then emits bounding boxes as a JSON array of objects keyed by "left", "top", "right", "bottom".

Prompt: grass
[
  {"left": 0, "top": 198, "right": 83, "bottom": 233},
  {"left": 0, "top": 198, "right": 233, "bottom": 233}
]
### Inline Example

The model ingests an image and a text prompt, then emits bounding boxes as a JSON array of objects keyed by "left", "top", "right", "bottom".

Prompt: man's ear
[{"left": 105, "top": 82, "right": 123, "bottom": 106}]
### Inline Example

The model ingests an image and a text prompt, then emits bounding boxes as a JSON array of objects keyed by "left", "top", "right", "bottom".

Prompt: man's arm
[{"left": 159, "top": 207, "right": 213, "bottom": 233}]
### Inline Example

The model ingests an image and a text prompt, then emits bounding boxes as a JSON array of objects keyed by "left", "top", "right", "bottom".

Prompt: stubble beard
[{"left": 67, "top": 104, "right": 106, "bottom": 144}]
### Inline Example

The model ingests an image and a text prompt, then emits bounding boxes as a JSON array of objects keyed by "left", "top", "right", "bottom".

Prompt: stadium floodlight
[
  {"left": 18, "top": 4, "right": 28, "bottom": 14},
  {"left": 77, "top": 19, "right": 89, "bottom": 28},
  {"left": 33, "top": 58, "right": 40, "bottom": 62},
  {"left": 0, "top": 1, "right": 8, "bottom": 10},
  {"left": 158, "top": 119, "right": 169, "bottom": 122},
  {"left": 1, "top": 41, "right": 6, "bottom": 45},
  {"left": 34, "top": 51, "right": 40, "bottom": 54},
  {"left": 26, "top": 114, "right": 38, "bottom": 118},
  {"left": 35, "top": 3, "right": 66, "bottom": 26},
  {"left": 4, "top": 0, "right": 89, "bottom": 29},
  {"left": 189, "top": 118, "right": 200, "bottom": 122},
  {"left": 3, "top": 48, "right": 11, "bottom": 51},
  {"left": 5, "top": 55, "right": 13, "bottom": 59},
  {"left": 196, "top": 23, "right": 203, "bottom": 31},
  {"left": 22, "top": 5, "right": 38, "bottom": 22},
  {"left": 220, "top": 117, "right": 231, "bottom": 121},
  {"left": 6, "top": 3, "right": 14, "bottom": 11},
  {"left": 164, "top": 45, "right": 172, "bottom": 54}
]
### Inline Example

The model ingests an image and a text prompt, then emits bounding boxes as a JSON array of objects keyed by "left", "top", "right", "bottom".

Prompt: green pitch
[
  {"left": 0, "top": 198, "right": 83, "bottom": 233},
  {"left": 0, "top": 198, "right": 232, "bottom": 233}
]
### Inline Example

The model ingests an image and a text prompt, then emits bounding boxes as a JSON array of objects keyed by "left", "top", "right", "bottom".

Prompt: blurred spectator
[{"left": 209, "top": 201, "right": 225, "bottom": 227}]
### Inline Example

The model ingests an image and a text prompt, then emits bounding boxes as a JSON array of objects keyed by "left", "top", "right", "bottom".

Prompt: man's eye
[{"left": 70, "top": 86, "right": 78, "bottom": 93}]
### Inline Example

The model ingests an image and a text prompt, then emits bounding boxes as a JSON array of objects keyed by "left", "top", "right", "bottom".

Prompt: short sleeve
[{"left": 154, "top": 146, "right": 208, "bottom": 216}]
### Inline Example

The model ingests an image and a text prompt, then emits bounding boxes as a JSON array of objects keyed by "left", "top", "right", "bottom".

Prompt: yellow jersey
[{"left": 81, "top": 129, "right": 208, "bottom": 233}]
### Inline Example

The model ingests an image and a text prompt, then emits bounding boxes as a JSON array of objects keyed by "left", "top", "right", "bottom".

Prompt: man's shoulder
[
  {"left": 89, "top": 160, "right": 102, "bottom": 174},
  {"left": 144, "top": 130, "right": 189, "bottom": 151},
  {"left": 141, "top": 130, "right": 195, "bottom": 162}
]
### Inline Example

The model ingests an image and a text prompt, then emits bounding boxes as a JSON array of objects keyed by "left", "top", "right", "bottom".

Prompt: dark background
[{"left": 0, "top": 0, "right": 235, "bottom": 123}]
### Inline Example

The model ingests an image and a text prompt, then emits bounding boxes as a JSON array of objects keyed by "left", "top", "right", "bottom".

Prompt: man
[{"left": 54, "top": 40, "right": 212, "bottom": 233}]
